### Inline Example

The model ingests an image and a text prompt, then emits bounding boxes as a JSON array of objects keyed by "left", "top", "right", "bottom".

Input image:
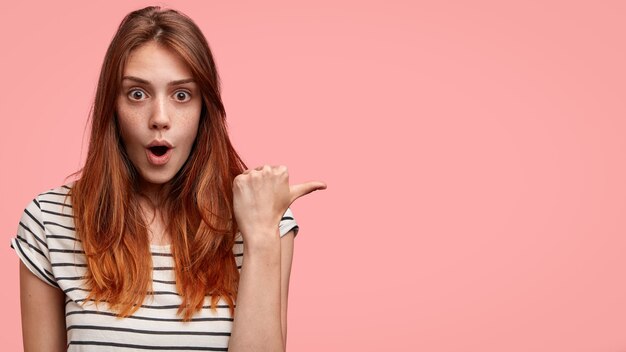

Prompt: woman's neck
[
  {"left": 137, "top": 183, "right": 171, "bottom": 246},
  {"left": 138, "top": 197, "right": 170, "bottom": 246},
  {"left": 138, "top": 180, "right": 166, "bottom": 206}
]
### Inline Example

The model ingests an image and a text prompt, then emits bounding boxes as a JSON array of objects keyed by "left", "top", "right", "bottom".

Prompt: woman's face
[{"left": 116, "top": 41, "right": 202, "bottom": 193}]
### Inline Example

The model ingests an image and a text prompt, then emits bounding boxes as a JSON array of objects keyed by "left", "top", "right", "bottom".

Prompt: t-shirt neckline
[{"left": 150, "top": 243, "right": 171, "bottom": 252}]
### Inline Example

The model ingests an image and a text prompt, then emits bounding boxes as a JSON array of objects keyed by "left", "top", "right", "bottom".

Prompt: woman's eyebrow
[{"left": 122, "top": 76, "right": 196, "bottom": 86}]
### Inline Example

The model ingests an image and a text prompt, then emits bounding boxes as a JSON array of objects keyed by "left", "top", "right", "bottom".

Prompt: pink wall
[{"left": 2, "top": 1, "right": 625, "bottom": 351}]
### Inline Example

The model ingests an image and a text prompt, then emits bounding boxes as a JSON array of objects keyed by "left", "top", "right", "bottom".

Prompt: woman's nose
[{"left": 149, "top": 97, "right": 171, "bottom": 130}]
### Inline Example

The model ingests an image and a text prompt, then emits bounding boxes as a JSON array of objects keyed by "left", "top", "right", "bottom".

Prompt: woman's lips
[{"left": 146, "top": 147, "right": 172, "bottom": 165}]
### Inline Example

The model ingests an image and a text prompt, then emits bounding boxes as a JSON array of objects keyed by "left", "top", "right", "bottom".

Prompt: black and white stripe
[{"left": 10, "top": 183, "right": 299, "bottom": 351}]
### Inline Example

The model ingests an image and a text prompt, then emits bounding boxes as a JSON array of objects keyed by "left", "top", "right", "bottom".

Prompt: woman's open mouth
[
  {"left": 146, "top": 145, "right": 172, "bottom": 165},
  {"left": 149, "top": 146, "right": 169, "bottom": 156}
]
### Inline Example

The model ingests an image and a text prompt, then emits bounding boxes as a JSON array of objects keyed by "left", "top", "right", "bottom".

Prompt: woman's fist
[{"left": 232, "top": 165, "right": 326, "bottom": 249}]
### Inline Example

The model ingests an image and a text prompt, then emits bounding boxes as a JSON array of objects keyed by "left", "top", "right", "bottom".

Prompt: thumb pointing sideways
[{"left": 289, "top": 181, "right": 327, "bottom": 204}]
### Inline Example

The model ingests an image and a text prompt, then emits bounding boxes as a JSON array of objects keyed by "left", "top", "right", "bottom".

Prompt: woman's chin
[{"left": 137, "top": 171, "right": 176, "bottom": 190}]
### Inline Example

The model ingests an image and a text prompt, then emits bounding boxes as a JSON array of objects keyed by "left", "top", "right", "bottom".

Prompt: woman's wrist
[{"left": 241, "top": 227, "right": 281, "bottom": 255}]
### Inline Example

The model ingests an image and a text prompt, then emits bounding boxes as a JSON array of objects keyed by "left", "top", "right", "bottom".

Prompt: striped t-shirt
[{"left": 10, "top": 183, "right": 299, "bottom": 351}]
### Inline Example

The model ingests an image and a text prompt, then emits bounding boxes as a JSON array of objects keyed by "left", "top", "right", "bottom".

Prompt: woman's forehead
[{"left": 122, "top": 42, "right": 194, "bottom": 85}]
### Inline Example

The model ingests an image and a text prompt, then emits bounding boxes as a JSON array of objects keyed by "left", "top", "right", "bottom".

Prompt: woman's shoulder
[
  {"left": 16, "top": 182, "right": 75, "bottom": 226},
  {"left": 30, "top": 181, "right": 75, "bottom": 210},
  {"left": 11, "top": 181, "right": 78, "bottom": 289},
  {"left": 36, "top": 181, "right": 74, "bottom": 199},
  {"left": 24, "top": 181, "right": 76, "bottom": 233},
  {"left": 33, "top": 182, "right": 76, "bottom": 231}
]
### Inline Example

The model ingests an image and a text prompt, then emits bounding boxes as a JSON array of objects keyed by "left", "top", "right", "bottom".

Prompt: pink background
[{"left": 1, "top": 0, "right": 625, "bottom": 351}]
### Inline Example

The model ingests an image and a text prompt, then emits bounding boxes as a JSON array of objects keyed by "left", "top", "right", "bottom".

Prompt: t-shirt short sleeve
[
  {"left": 279, "top": 207, "right": 299, "bottom": 238},
  {"left": 234, "top": 207, "right": 300, "bottom": 269},
  {"left": 9, "top": 197, "right": 59, "bottom": 288}
]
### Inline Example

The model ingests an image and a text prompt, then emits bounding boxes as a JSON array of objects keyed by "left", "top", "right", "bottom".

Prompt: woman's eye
[
  {"left": 175, "top": 91, "right": 191, "bottom": 102},
  {"left": 128, "top": 89, "right": 146, "bottom": 101},
  {"left": 126, "top": 89, "right": 190, "bottom": 102}
]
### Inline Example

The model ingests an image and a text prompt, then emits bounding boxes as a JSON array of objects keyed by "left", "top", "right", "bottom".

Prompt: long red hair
[{"left": 69, "top": 6, "right": 247, "bottom": 321}]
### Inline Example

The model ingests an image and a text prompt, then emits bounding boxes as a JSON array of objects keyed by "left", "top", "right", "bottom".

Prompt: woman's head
[
  {"left": 88, "top": 5, "right": 228, "bottom": 198},
  {"left": 116, "top": 41, "right": 202, "bottom": 194},
  {"left": 72, "top": 6, "right": 247, "bottom": 321}
]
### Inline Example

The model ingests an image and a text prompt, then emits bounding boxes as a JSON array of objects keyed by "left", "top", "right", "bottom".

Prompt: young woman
[{"left": 10, "top": 6, "right": 326, "bottom": 351}]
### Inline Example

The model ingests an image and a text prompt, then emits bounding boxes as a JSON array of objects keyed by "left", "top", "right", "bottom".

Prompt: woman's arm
[
  {"left": 229, "top": 229, "right": 295, "bottom": 351},
  {"left": 280, "top": 230, "right": 295, "bottom": 348},
  {"left": 229, "top": 229, "right": 284, "bottom": 351},
  {"left": 19, "top": 262, "right": 67, "bottom": 352},
  {"left": 229, "top": 164, "right": 324, "bottom": 351}
]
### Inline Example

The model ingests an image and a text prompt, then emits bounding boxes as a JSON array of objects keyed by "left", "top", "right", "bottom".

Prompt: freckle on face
[{"left": 115, "top": 41, "right": 202, "bottom": 193}]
